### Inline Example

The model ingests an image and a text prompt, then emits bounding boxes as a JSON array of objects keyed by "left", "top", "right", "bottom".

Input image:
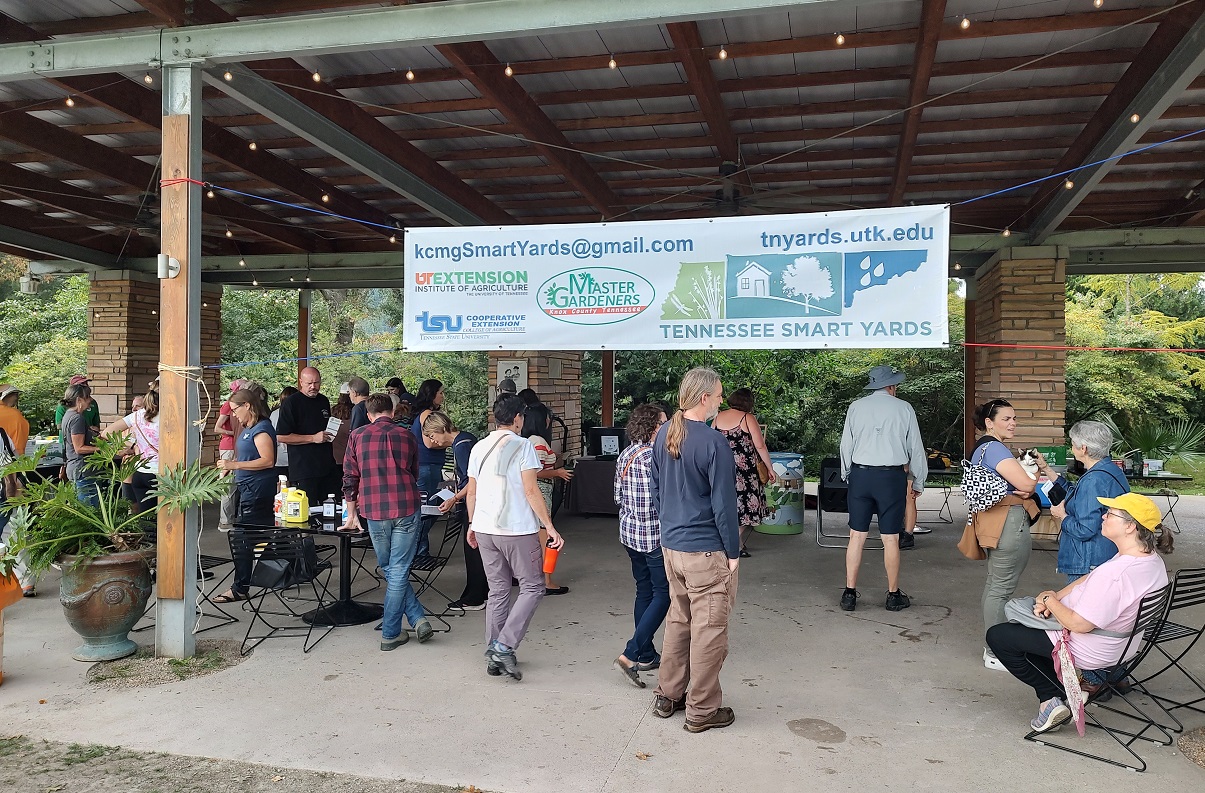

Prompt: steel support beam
[
  {"left": 206, "top": 63, "right": 485, "bottom": 225},
  {"left": 0, "top": 223, "right": 121, "bottom": 266},
  {"left": 156, "top": 62, "right": 202, "bottom": 660},
  {"left": 1026, "top": 9, "right": 1205, "bottom": 243},
  {"left": 0, "top": 0, "right": 895, "bottom": 82}
]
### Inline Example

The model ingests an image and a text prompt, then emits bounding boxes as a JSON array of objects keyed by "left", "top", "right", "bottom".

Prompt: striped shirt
[{"left": 614, "top": 442, "right": 660, "bottom": 553}]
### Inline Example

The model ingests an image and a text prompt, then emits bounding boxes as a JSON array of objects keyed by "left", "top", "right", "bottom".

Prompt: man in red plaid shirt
[{"left": 342, "top": 393, "right": 432, "bottom": 649}]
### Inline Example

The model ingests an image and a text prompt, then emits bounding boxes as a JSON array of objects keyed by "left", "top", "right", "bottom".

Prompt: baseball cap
[
  {"left": 229, "top": 378, "right": 247, "bottom": 393},
  {"left": 498, "top": 378, "right": 517, "bottom": 395},
  {"left": 69, "top": 374, "right": 90, "bottom": 386},
  {"left": 0, "top": 384, "right": 20, "bottom": 399},
  {"left": 1097, "top": 493, "right": 1162, "bottom": 530}
]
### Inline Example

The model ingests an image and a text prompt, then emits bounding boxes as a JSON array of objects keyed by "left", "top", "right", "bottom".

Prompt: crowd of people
[{"left": 0, "top": 362, "right": 1183, "bottom": 738}]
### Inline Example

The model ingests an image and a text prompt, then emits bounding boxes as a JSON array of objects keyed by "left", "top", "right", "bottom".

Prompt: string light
[
  {"left": 225, "top": 228, "right": 233, "bottom": 238},
  {"left": 151, "top": 309, "right": 157, "bottom": 315},
  {"left": 248, "top": 141, "right": 257, "bottom": 150},
  {"left": 608, "top": 55, "right": 617, "bottom": 70},
  {"left": 835, "top": 33, "right": 845, "bottom": 46},
  {"left": 405, "top": 68, "right": 415, "bottom": 81},
  {"left": 718, "top": 46, "right": 728, "bottom": 60},
  {"left": 1094, "top": 0, "right": 1103, "bottom": 7},
  {"left": 1130, "top": 113, "right": 1140, "bottom": 123},
  {"left": 311, "top": 72, "right": 321, "bottom": 82},
  {"left": 1002, "top": 228, "right": 1011, "bottom": 237},
  {"left": 252, "top": 279, "right": 258, "bottom": 286},
  {"left": 960, "top": 17, "right": 970, "bottom": 30},
  {"left": 223, "top": 71, "right": 233, "bottom": 81},
  {"left": 504, "top": 63, "right": 514, "bottom": 77},
  {"left": 202, "top": 302, "right": 208, "bottom": 308},
  {"left": 389, "top": 234, "right": 396, "bottom": 243},
  {"left": 238, "top": 258, "right": 246, "bottom": 266},
  {"left": 64, "top": 96, "right": 75, "bottom": 107},
  {"left": 206, "top": 189, "right": 215, "bottom": 199},
  {"left": 953, "top": 262, "right": 962, "bottom": 271},
  {"left": 143, "top": 74, "right": 153, "bottom": 85},
  {"left": 305, "top": 276, "right": 311, "bottom": 282},
  {"left": 290, "top": 276, "right": 295, "bottom": 282},
  {"left": 321, "top": 194, "right": 330, "bottom": 203},
  {"left": 1064, "top": 179, "right": 1075, "bottom": 190}
]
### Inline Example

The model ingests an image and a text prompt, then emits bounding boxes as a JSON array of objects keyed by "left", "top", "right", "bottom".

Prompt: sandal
[{"left": 213, "top": 589, "right": 249, "bottom": 604}]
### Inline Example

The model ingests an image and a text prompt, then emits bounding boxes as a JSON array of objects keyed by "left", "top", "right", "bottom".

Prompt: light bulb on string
[
  {"left": 252, "top": 279, "right": 258, "bottom": 286},
  {"left": 1094, "top": 0, "right": 1103, "bottom": 7},
  {"left": 835, "top": 33, "right": 845, "bottom": 46},
  {"left": 1064, "top": 179, "right": 1075, "bottom": 190},
  {"left": 311, "top": 72, "right": 321, "bottom": 82},
  {"left": 143, "top": 74, "right": 153, "bottom": 85},
  {"left": 1130, "top": 113, "right": 1140, "bottom": 123},
  {"left": 608, "top": 55, "right": 617, "bottom": 70},
  {"left": 248, "top": 141, "right": 257, "bottom": 150},
  {"left": 151, "top": 309, "right": 157, "bottom": 315},
  {"left": 225, "top": 228, "right": 233, "bottom": 238},
  {"left": 305, "top": 276, "right": 311, "bottom": 283},
  {"left": 718, "top": 46, "right": 728, "bottom": 60},
  {"left": 504, "top": 63, "right": 514, "bottom": 77},
  {"left": 223, "top": 71, "right": 233, "bottom": 81},
  {"left": 238, "top": 258, "right": 246, "bottom": 267},
  {"left": 64, "top": 96, "right": 75, "bottom": 107},
  {"left": 960, "top": 17, "right": 970, "bottom": 30},
  {"left": 1002, "top": 228, "right": 1011, "bottom": 237},
  {"left": 321, "top": 194, "right": 330, "bottom": 203},
  {"left": 406, "top": 69, "right": 415, "bottom": 81},
  {"left": 389, "top": 235, "right": 396, "bottom": 244},
  {"left": 206, "top": 189, "right": 215, "bottom": 199}
]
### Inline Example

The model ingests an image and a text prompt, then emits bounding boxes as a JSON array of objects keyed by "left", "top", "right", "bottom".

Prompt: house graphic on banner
[{"left": 735, "top": 262, "right": 770, "bottom": 297}]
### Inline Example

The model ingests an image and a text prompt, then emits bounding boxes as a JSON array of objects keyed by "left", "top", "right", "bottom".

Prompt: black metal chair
[
  {"left": 1132, "top": 567, "right": 1205, "bottom": 726},
  {"left": 1024, "top": 583, "right": 1174, "bottom": 772},
  {"left": 228, "top": 526, "right": 335, "bottom": 655},
  {"left": 134, "top": 553, "right": 240, "bottom": 635},
  {"left": 815, "top": 457, "right": 881, "bottom": 550},
  {"left": 409, "top": 508, "right": 464, "bottom": 632}
]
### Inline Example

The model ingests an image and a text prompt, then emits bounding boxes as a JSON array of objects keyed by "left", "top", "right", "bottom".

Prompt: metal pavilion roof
[{"left": 0, "top": 0, "right": 1203, "bottom": 285}]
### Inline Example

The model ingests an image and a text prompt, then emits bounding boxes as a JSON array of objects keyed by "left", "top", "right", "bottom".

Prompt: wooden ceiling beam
[
  {"left": 889, "top": 0, "right": 946, "bottom": 206},
  {"left": 667, "top": 21, "right": 740, "bottom": 163},
  {"left": 437, "top": 40, "right": 620, "bottom": 216}
]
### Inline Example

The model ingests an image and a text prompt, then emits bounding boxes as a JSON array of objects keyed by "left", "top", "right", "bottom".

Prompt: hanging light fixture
[
  {"left": 143, "top": 74, "right": 154, "bottom": 85},
  {"left": 311, "top": 71, "right": 321, "bottom": 82},
  {"left": 835, "top": 33, "right": 845, "bottom": 46},
  {"left": 406, "top": 69, "right": 415, "bottom": 81},
  {"left": 960, "top": 16, "right": 970, "bottom": 30},
  {"left": 608, "top": 55, "right": 617, "bottom": 70},
  {"left": 223, "top": 71, "right": 233, "bottom": 81},
  {"left": 64, "top": 96, "right": 75, "bottom": 107},
  {"left": 504, "top": 63, "right": 514, "bottom": 77},
  {"left": 718, "top": 46, "right": 728, "bottom": 60}
]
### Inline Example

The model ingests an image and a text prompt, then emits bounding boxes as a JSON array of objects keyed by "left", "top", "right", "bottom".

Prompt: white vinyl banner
[{"left": 403, "top": 205, "right": 950, "bottom": 351}]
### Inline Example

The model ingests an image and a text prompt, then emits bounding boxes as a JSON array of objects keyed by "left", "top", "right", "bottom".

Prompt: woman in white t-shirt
[
  {"left": 520, "top": 402, "right": 573, "bottom": 595},
  {"left": 985, "top": 492, "right": 1173, "bottom": 735},
  {"left": 101, "top": 389, "right": 161, "bottom": 522}
]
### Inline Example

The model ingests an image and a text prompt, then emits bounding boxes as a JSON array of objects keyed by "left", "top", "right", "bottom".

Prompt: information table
[{"left": 1127, "top": 472, "right": 1192, "bottom": 534}]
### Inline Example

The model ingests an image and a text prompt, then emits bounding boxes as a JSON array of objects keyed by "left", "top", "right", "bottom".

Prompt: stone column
[
  {"left": 488, "top": 351, "right": 582, "bottom": 456},
  {"left": 971, "top": 246, "right": 1067, "bottom": 448}
]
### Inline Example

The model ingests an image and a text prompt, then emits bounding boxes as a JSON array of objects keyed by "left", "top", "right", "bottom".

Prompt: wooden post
[
  {"left": 298, "top": 288, "right": 312, "bottom": 377},
  {"left": 156, "top": 62, "right": 202, "bottom": 659},
  {"left": 963, "top": 277, "right": 977, "bottom": 459},
  {"left": 601, "top": 350, "right": 615, "bottom": 427}
]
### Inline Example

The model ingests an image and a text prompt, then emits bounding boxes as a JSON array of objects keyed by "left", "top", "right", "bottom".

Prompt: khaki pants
[{"left": 655, "top": 548, "right": 738, "bottom": 721}]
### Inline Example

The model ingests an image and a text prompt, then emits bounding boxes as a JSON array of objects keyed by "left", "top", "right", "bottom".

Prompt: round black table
[{"left": 294, "top": 522, "right": 384, "bottom": 627}]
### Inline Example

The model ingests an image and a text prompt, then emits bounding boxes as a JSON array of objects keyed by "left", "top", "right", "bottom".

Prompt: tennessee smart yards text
[{"left": 660, "top": 320, "right": 936, "bottom": 339}]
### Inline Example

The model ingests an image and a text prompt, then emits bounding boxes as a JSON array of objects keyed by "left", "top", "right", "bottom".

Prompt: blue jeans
[
  {"left": 415, "top": 462, "right": 443, "bottom": 558},
  {"left": 623, "top": 544, "right": 670, "bottom": 663},
  {"left": 366, "top": 511, "right": 427, "bottom": 640},
  {"left": 74, "top": 478, "right": 100, "bottom": 508}
]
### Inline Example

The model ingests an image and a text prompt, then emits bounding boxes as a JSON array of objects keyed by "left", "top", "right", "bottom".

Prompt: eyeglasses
[
  {"left": 1105, "top": 510, "right": 1133, "bottom": 522},
  {"left": 231, "top": 402, "right": 248, "bottom": 411}
]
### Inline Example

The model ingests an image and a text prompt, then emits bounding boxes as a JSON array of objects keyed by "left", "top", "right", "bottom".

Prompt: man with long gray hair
[{"left": 649, "top": 367, "right": 740, "bottom": 733}]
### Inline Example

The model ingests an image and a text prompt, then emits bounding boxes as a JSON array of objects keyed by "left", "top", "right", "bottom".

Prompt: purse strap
[{"left": 619, "top": 444, "right": 648, "bottom": 483}]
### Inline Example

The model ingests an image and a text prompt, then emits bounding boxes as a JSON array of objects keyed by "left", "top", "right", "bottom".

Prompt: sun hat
[
  {"left": 865, "top": 365, "right": 905, "bottom": 390},
  {"left": 0, "top": 384, "right": 20, "bottom": 399},
  {"left": 1097, "top": 493, "right": 1162, "bottom": 530},
  {"left": 69, "top": 374, "right": 90, "bottom": 386}
]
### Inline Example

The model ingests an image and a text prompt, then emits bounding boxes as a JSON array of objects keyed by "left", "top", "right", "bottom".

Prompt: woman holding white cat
[
  {"left": 1034, "top": 421, "right": 1127, "bottom": 585},
  {"left": 970, "top": 398, "right": 1041, "bottom": 670}
]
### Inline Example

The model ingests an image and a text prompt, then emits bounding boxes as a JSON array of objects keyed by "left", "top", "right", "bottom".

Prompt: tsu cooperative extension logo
[{"left": 537, "top": 267, "right": 655, "bottom": 326}]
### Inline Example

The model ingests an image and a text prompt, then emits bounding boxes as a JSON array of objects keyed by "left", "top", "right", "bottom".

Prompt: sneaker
[
  {"left": 683, "top": 707, "right": 736, "bottom": 733},
  {"left": 380, "top": 634, "right": 409, "bottom": 651},
  {"left": 898, "top": 533, "right": 915, "bottom": 550},
  {"left": 487, "top": 647, "right": 522, "bottom": 680},
  {"left": 21, "top": 585, "right": 35, "bottom": 598},
  {"left": 634, "top": 655, "right": 661, "bottom": 672},
  {"left": 653, "top": 695, "right": 686, "bottom": 718},
  {"left": 486, "top": 660, "right": 503, "bottom": 676},
  {"left": 614, "top": 658, "right": 646, "bottom": 688},
  {"left": 448, "top": 600, "right": 486, "bottom": 611},
  {"left": 840, "top": 588, "right": 858, "bottom": 611},
  {"left": 885, "top": 589, "right": 911, "bottom": 611},
  {"left": 415, "top": 619, "right": 434, "bottom": 644},
  {"left": 912, "top": 526, "right": 933, "bottom": 534},
  {"left": 983, "top": 648, "right": 1006, "bottom": 671},
  {"left": 1030, "top": 697, "right": 1072, "bottom": 733}
]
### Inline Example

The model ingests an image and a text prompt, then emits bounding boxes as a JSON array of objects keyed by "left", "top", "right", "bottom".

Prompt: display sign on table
[{"left": 404, "top": 205, "right": 950, "bottom": 351}]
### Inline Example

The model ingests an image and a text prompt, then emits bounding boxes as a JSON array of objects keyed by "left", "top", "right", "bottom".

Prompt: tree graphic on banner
[{"left": 781, "top": 255, "right": 835, "bottom": 314}]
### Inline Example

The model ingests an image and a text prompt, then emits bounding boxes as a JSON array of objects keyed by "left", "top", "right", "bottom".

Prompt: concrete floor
[{"left": 1, "top": 489, "right": 1203, "bottom": 792}]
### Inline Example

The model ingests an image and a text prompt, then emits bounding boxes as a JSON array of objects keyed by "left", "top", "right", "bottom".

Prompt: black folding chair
[
  {"left": 815, "top": 457, "right": 882, "bottom": 550},
  {"left": 134, "top": 554, "right": 240, "bottom": 634},
  {"left": 1132, "top": 567, "right": 1205, "bottom": 726},
  {"left": 348, "top": 533, "right": 384, "bottom": 597},
  {"left": 228, "top": 526, "right": 335, "bottom": 655},
  {"left": 409, "top": 508, "right": 464, "bottom": 632},
  {"left": 1024, "top": 583, "right": 1174, "bottom": 772}
]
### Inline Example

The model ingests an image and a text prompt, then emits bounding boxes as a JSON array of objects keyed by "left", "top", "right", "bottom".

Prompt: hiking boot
[
  {"left": 487, "top": 648, "right": 522, "bottom": 680},
  {"left": 653, "top": 695, "right": 686, "bottom": 718},
  {"left": 684, "top": 707, "right": 736, "bottom": 733},
  {"left": 840, "top": 588, "right": 858, "bottom": 611},
  {"left": 1030, "top": 697, "right": 1071, "bottom": 733},
  {"left": 885, "top": 589, "right": 911, "bottom": 611},
  {"left": 415, "top": 619, "right": 434, "bottom": 644},
  {"left": 898, "top": 533, "right": 915, "bottom": 550},
  {"left": 380, "top": 634, "right": 409, "bottom": 651}
]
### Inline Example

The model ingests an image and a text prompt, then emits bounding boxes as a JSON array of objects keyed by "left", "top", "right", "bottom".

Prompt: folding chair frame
[
  {"left": 409, "top": 509, "right": 465, "bottom": 632},
  {"left": 815, "top": 457, "right": 882, "bottom": 550},
  {"left": 1132, "top": 567, "right": 1205, "bottom": 724},
  {"left": 1023, "top": 583, "right": 1175, "bottom": 772}
]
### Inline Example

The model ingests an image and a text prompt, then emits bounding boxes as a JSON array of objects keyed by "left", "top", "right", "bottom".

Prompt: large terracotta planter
[
  {"left": 0, "top": 574, "right": 21, "bottom": 685},
  {"left": 59, "top": 550, "right": 152, "bottom": 662}
]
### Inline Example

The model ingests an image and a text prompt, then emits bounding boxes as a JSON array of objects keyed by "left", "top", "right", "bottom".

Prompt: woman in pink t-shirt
[{"left": 985, "top": 493, "right": 1173, "bottom": 734}]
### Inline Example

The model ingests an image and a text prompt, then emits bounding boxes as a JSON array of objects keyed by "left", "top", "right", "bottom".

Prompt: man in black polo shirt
[{"left": 276, "top": 366, "right": 340, "bottom": 502}]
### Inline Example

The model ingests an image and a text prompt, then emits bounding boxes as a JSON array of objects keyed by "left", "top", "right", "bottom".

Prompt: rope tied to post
[{"left": 156, "top": 363, "right": 213, "bottom": 431}]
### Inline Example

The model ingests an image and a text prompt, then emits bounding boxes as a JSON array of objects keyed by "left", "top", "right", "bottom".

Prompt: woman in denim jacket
[{"left": 1036, "top": 421, "right": 1127, "bottom": 584}]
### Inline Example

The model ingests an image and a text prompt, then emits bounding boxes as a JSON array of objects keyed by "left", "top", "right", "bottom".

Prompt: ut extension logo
[{"left": 414, "top": 311, "right": 463, "bottom": 333}]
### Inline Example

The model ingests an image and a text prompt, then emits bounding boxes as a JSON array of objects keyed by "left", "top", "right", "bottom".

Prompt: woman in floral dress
[{"left": 713, "top": 388, "right": 775, "bottom": 556}]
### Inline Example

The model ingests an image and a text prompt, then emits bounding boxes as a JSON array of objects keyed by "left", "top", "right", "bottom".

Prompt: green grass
[
  {"left": 61, "top": 743, "right": 114, "bottom": 765},
  {"left": 166, "top": 649, "right": 226, "bottom": 680}
]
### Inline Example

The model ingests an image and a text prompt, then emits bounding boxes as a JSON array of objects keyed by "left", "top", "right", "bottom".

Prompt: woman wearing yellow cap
[{"left": 985, "top": 492, "right": 1173, "bottom": 734}]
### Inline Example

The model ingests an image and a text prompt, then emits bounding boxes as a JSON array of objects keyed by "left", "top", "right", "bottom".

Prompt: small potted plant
[{"left": 0, "top": 435, "right": 228, "bottom": 661}]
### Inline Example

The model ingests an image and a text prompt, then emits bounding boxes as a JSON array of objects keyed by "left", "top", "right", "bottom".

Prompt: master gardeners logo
[{"left": 537, "top": 267, "right": 655, "bottom": 325}]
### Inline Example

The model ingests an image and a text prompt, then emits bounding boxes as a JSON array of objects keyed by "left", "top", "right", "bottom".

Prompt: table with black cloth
[{"left": 565, "top": 457, "right": 619, "bottom": 516}]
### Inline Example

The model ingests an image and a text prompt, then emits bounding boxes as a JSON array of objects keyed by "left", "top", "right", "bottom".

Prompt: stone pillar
[
  {"left": 971, "top": 246, "right": 1067, "bottom": 448},
  {"left": 488, "top": 351, "right": 582, "bottom": 456},
  {"left": 86, "top": 271, "right": 222, "bottom": 460}
]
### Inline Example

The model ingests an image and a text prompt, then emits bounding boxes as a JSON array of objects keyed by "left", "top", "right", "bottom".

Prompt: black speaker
[{"left": 819, "top": 457, "right": 849, "bottom": 513}]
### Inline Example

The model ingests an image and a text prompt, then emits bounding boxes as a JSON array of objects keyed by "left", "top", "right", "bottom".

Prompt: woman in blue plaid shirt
[{"left": 612, "top": 403, "right": 669, "bottom": 688}]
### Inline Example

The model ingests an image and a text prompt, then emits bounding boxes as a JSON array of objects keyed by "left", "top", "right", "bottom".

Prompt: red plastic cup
[{"left": 542, "top": 539, "right": 559, "bottom": 575}]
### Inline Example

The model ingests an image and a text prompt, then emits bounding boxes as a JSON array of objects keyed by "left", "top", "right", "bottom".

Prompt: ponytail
[
  {"left": 665, "top": 409, "right": 687, "bottom": 459},
  {"left": 664, "top": 367, "right": 721, "bottom": 459},
  {"left": 143, "top": 389, "right": 159, "bottom": 422}
]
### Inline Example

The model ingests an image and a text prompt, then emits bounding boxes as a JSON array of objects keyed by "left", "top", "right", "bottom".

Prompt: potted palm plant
[{"left": 0, "top": 434, "right": 228, "bottom": 661}]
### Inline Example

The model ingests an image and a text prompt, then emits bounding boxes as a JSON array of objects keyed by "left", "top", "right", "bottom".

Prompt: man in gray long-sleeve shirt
[
  {"left": 648, "top": 367, "right": 740, "bottom": 733},
  {"left": 839, "top": 365, "right": 927, "bottom": 613}
]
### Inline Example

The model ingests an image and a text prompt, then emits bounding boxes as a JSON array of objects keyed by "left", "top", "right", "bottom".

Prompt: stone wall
[
  {"left": 87, "top": 271, "right": 223, "bottom": 461},
  {"left": 971, "top": 246, "right": 1066, "bottom": 448},
  {"left": 487, "top": 351, "right": 582, "bottom": 456}
]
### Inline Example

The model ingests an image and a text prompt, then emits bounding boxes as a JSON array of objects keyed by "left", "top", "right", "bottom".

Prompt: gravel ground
[
  {"left": 85, "top": 640, "right": 246, "bottom": 689},
  {"left": 0, "top": 736, "right": 490, "bottom": 793},
  {"left": 1179, "top": 727, "right": 1205, "bottom": 770}
]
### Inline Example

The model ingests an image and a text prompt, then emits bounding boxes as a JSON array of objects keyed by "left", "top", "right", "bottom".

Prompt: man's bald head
[{"left": 298, "top": 367, "right": 322, "bottom": 397}]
